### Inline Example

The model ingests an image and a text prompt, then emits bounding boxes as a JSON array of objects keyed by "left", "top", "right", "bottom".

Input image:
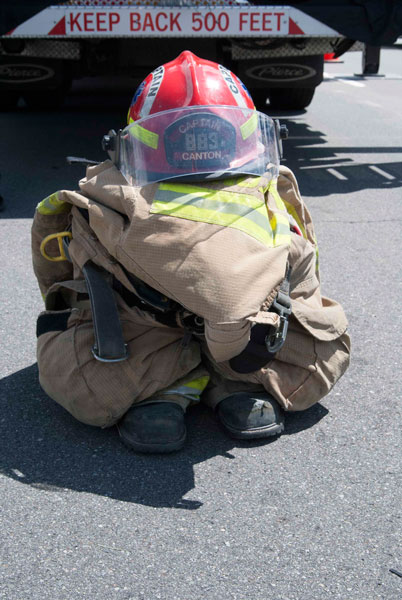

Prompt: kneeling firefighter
[{"left": 32, "top": 51, "right": 350, "bottom": 453}]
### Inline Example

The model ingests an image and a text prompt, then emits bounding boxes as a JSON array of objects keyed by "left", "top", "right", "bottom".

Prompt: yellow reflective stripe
[
  {"left": 237, "top": 176, "right": 263, "bottom": 188},
  {"left": 271, "top": 188, "right": 287, "bottom": 213},
  {"left": 151, "top": 199, "right": 271, "bottom": 244},
  {"left": 269, "top": 180, "right": 308, "bottom": 240},
  {"left": 270, "top": 212, "right": 289, "bottom": 226},
  {"left": 201, "top": 176, "right": 264, "bottom": 190},
  {"left": 185, "top": 376, "right": 210, "bottom": 392},
  {"left": 163, "top": 375, "right": 210, "bottom": 399},
  {"left": 158, "top": 183, "right": 264, "bottom": 210},
  {"left": 152, "top": 185, "right": 274, "bottom": 247},
  {"left": 269, "top": 212, "right": 292, "bottom": 246},
  {"left": 259, "top": 183, "right": 270, "bottom": 195},
  {"left": 130, "top": 123, "right": 159, "bottom": 149},
  {"left": 153, "top": 183, "right": 291, "bottom": 247},
  {"left": 235, "top": 174, "right": 270, "bottom": 195},
  {"left": 314, "top": 234, "right": 320, "bottom": 272},
  {"left": 283, "top": 200, "right": 307, "bottom": 239},
  {"left": 268, "top": 179, "right": 286, "bottom": 211},
  {"left": 240, "top": 111, "right": 258, "bottom": 140},
  {"left": 36, "top": 192, "right": 69, "bottom": 215}
]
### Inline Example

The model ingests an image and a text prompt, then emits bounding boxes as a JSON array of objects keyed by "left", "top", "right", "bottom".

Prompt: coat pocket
[
  {"left": 263, "top": 315, "right": 351, "bottom": 411},
  {"left": 37, "top": 306, "right": 117, "bottom": 427}
]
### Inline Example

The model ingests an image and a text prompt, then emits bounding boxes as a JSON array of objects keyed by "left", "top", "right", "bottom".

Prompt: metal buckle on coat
[
  {"left": 265, "top": 290, "right": 292, "bottom": 354},
  {"left": 178, "top": 311, "right": 205, "bottom": 335},
  {"left": 91, "top": 345, "right": 129, "bottom": 363}
]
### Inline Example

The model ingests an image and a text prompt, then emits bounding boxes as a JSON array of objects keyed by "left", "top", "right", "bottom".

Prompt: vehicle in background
[{"left": 1, "top": 1, "right": 401, "bottom": 111}]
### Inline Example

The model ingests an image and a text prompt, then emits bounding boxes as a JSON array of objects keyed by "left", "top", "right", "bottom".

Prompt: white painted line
[
  {"left": 363, "top": 100, "right": 382, "bottom": 108},
  {"left": 340, "top": 78, "right": 366, "bottom": 87},
  {"left": 369, "top": 165, "right": 396, "bottom": 180},
  {"left": 288, "top": 136, "right": 324, "bottom": 140},
  {"left": 300, "top": 162, "right": 353, "bottom": 170},
  {"left": 327, "top": 168, "right": 348, "bottom": 180},
  {"left": 323, "top": 72, "right": 365, "bottom": 87}
]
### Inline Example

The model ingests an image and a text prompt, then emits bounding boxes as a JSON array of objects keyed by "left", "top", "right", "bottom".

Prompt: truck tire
[
  {"left": 23, "top": 67, "right": 72, "bottom": 109},
  {"left": 0, "top": 92, "right": 19, "bottom": 110},
  {"left": 23, "top": 88, "right": 68, "bottom": 110},
  {"left": 250, "top": 89, "right": 268, "bottom": 111},
  {"left": 0, "top": 58, "right": 72, "bottom": 110},
  {"left": 268, "top": 87, "right": 316, "bottom": 110}
]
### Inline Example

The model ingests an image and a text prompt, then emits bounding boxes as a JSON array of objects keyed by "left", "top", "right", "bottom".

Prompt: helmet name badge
[{"left": 164, "top": 113, "right": 236, "bottom": 169}]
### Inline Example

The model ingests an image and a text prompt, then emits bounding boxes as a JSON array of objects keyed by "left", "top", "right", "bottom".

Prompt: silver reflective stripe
[
  {"left": 218, "top": 64, "right": 249, "bottom": 109},
  {"left": 140, "top": 65, "right": 164, "bottom": 118},
  {"left": 152, "top": 182, "right": 291, "bottom": 247},
  {"left": 153, "top": 188, "right": 270, "bottom": 231}
]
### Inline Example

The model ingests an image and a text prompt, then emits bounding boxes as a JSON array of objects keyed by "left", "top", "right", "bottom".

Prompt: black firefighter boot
[
  {"left": 217, "top": 392, "right": 285, "bottom": 440},
  {"left": 117, "top": 401, "right": 186, "bottom": 453}
]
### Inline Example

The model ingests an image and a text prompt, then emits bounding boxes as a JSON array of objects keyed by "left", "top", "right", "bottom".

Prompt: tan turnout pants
[{"left": 37, "top": 283, "right": 349, "bottom": 429}]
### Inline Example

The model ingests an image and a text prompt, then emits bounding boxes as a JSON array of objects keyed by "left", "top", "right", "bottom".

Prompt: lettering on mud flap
[
  {"left": 0, "top": 63, "right": 55, "bottom": 83},
  {"left": 246, "top": 64, "right": 317, "bottom": 83}
]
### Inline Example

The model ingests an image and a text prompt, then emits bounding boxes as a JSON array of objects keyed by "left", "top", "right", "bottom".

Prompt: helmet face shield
[{"left": 119, "top": 106, "right": 280, "bottom": 187}]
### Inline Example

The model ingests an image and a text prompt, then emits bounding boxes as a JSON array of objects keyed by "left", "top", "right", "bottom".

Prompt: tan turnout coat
[{"left": 32, "top": 160, "right": 350, "bottom": 427}]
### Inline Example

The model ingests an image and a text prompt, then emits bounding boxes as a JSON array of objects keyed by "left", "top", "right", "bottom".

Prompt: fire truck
[{"left": 0, "top": 1, "right": 400, "bottom": 111}]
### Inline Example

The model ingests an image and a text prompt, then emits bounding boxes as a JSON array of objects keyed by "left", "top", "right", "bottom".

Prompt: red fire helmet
[
  {"left": 120, "top": 51, "right": 280, "bottom": 186},
  {"left": 127, "top": 50, "right": 255, "bottom": 122}
]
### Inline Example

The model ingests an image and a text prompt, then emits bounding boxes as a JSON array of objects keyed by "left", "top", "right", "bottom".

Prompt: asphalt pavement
[{"left": 0, "top": 48, "right": 401, "bottom": 600}]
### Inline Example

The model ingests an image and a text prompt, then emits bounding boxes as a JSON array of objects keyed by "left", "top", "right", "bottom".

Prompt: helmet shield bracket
[{"left": 102, "top": 129, "right": 121, "bottom": 166}]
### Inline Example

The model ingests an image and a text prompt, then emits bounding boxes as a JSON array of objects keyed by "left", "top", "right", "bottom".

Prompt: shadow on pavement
[
  {"left": 2, "top": 83, "right": 402, "bottom": 218},
  {"left": 271, "top": 117, "right": 402, "bottom": 196},
  {"left": 0, "top": 363, "right": 327, "bottom": 509}
]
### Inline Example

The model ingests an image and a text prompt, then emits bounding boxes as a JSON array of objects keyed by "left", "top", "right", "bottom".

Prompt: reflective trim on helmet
[
  {"left": 218, "top": 64, "right": 249, "bottom": 109},
  {"left": 129, "top": 123, "right": 159, "bottom": 150},
  {"left": 140, "top": 65, "right": 164, "bottom": 118},
  {"left": 151, "top": 183, "right": 290, "bottom": 247},
  {"left": 240, "top": 112, "right": 258, "bottom": 140}
]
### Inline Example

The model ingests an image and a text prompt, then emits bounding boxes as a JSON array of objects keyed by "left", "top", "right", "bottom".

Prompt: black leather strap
[
  {"left": 62, "top": 222, "right": 128, "bottom": 362},
  {"left": 83, "top": 261, "right": 128, "bottom": 362},
  {"left": 229, "top": 264, "right": 292, "bottom": 374}
]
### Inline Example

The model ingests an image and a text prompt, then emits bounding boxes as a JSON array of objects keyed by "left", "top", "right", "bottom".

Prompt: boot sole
[{"left": 220, "top": 419, "right": 284, "bottom": 440}]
